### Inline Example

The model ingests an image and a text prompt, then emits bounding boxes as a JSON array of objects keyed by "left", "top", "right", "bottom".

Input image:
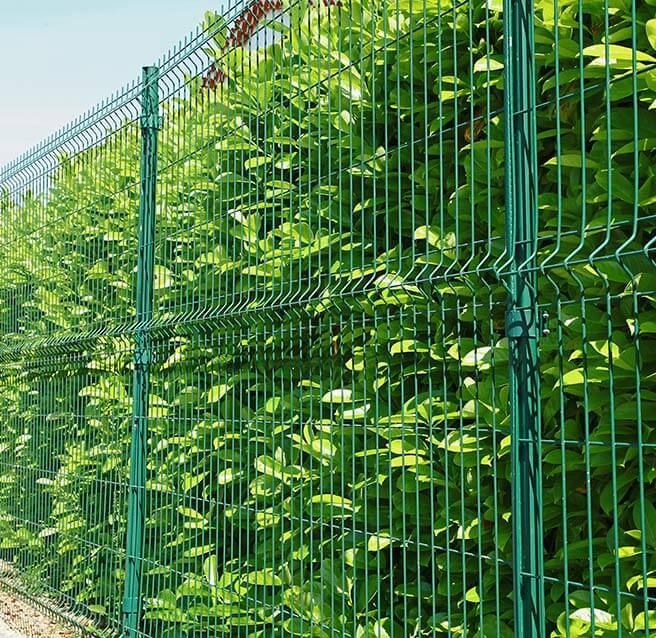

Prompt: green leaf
[
  {"left": 203, "top": 556, "right": 218, "bottom": 587},
  {"left": 244, "top": 568, "right": 282, "bottom": 586},
  {"left": 473, "top": 57, "right": 504, "bottom": 72},
  {"left": 367, "top": 533, "right": 392, "bottom": 552},
  {"left": 583, "top": 44, "right": 656, "bottom": 64},
  {"left": 634, "top": 500, "right": 656, "bottom": 548},
  {"left": 204, "top": 384, "right": 232, "bottom": 403},
  {"left": 570, "top": 608, "right": 616, "bottom": 630},
  {"left": 309, "top": 494, "right": 353, "bottom": 510},
  {"left": 153, "top": 265, "right": 174, "bottom": 290},
  {"left": 634, "top": 611, "right": 656, "bottom": 631},
  {"left": 321, "top": 389, "right": 353, "bottom": 403},
  {"left": 217, "top": 468, "right": 241, "bottom": 485},
  {"left": 390, "top": 340, "right": 430, "bottom": 355},
  {"left": 183, "top": 544, "right": 214, "bottom": 558},
  {"left": 486, "top": 0, "right": 503, "bottom": 11},
  {"left": 647, "top": 19, "right": 656, "bottom": 50}
]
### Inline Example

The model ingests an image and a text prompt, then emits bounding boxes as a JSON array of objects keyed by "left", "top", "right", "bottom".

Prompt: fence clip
[
  {"left": 140, "top": 114, "right": 163, "bottom": 130},
  {"left": 505, "top": 308, "right": 541, "bottom": 340},
  {"left": 133, "top": 346, "right": 152, "bottom": 366}
]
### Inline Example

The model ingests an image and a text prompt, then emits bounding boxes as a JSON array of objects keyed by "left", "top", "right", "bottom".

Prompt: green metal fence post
[
  {"left": 121, "top": 65, "right": 159, "bottom": 638},
  {"left": 503, "top": 0, "right": 545, "bottom": 635}
]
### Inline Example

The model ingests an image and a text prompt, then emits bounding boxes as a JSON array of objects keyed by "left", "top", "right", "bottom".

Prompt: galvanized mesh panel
[{"left": 0, "top": 0, "right": 654, "bottom": 637}]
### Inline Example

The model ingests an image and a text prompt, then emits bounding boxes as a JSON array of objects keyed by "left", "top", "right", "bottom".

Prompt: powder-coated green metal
[
  {"left": 121, "top": 65, "right": 159, "bottom": 638},
  {"left": 503, "top": 0, "right": 544, "bottom": 634},
  {"left": 0, "top": 2, "right": 654, "bottom": 638}
]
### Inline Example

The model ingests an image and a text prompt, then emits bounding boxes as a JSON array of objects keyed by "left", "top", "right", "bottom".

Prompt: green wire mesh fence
[{"left": 0, "top": 0, "right": 655, "bottom": 636}]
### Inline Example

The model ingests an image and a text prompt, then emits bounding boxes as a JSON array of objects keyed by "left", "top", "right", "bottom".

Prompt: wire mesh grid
[{"left": 0, "top": 0, "right": 654, "bottom": 636}]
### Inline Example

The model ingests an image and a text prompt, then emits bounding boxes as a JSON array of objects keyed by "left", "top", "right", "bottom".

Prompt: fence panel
[
  {"left": 138, "top": 1, "right": 508, "bottom": 636},
  {"left": 0, "top": 0, "right": 654, "bottom": 637},
  {"left": 0, "top": 85, "right": 144, "bottom": 636},
  {"left": 532, "top": 0, "right": 656, "bottom": 632}
]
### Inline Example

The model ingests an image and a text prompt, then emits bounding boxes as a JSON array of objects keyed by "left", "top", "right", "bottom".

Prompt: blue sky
[{"left": 0, "top": 0, "right": 223, "bottom": 167}]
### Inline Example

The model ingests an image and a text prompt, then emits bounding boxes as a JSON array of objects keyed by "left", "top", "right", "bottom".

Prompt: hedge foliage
[{"left": 0, "top": 0, "right": 655, "bottom": 636}]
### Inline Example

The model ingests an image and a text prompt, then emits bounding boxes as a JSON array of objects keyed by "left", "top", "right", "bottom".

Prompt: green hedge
[{"left": 0, "top": 0, "right": 655, "bottom": 636}]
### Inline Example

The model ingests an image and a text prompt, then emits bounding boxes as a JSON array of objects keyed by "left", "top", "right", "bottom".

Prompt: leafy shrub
[{"left": 0, "top": 0, "right": 655, "bottom": 636}]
